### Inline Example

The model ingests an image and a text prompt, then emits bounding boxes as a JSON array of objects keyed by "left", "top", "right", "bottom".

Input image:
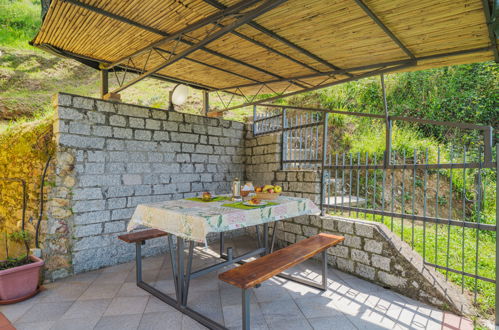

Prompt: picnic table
[{"left": 125, "top": 195, "right": 321, "bottom": 329}]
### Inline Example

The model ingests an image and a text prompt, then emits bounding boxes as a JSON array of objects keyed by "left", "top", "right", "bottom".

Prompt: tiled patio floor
[{"left": 1, "top": 236, "right": 472, "bottom": 330}]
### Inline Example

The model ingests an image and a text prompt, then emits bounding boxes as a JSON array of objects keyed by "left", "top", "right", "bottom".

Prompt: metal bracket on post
[{"left": 320, "top": 113, "right": 329, "bottom": 215}]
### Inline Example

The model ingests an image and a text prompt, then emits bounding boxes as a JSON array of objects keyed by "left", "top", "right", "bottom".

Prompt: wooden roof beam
[
  {"left": 154, "top": 48, "right": 262, "bottom": 83},
  {"left": 110, "top": 0, "right": 290, "bottom": 94},
  {"left": 62, "top": 0, "right": 306, "bottom": 90},
  {"left": 352, "top": 0, "right": 416, "bottom": 61},
  {"left": 202, "top": 0, "right": 352, "bottom": 76},
  {"left": 481, "top": 0, "right": 499, "bottom": 62}
]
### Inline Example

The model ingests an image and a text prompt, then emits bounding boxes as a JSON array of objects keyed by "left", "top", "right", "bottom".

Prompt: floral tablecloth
[{"left": 127, "top": 195, "right": 320, "bottom": 242}]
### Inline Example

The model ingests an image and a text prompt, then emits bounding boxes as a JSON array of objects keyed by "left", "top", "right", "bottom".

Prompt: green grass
[{"left": 0, "top": 0, "right": 41, "bottom": 48}]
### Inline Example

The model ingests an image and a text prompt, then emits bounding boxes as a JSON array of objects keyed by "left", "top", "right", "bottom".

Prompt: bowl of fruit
[{"left": 254, "top": 185, "right": 282, "bottom": 200}]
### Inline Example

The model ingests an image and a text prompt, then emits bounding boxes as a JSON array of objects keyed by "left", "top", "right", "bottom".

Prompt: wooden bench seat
[
  {"left": 118, "top": 229, "right": 168, "bottom": 243},
  {"left": 219, "top": 233, "right": 344, "bottom": 330},
  {"left": 219, "top": 233, "right": 343, "bottom": 289}
]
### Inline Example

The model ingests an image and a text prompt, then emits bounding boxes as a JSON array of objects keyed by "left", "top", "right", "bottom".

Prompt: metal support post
[
  {"left": 135, "top": 242, "right": 142, "bottom": 283},
  {"left": 263, "top": 223, "right": 269, "bottom": 255},
  {"left": 253, "top": 105, "right": 257, "bottom": 136},
  {"left": 242, "top": 289, "right": 250, "bottom": 330},
  {"left": 281, "top": 108, "right": 287, "bottom": 170},
  {"left": 322, "top": 250, "right": 328, "bottom": 290},
  {"left": 176, "top": 237, "right": 185, "bottom": 307},
  {"left": 183, "top": 241, "right": 195, "bottom": 306},
  {"left": 381, "top": 74, "right": 391, "bottom": 168},
  {"left": 227, "top": 247, "right": 233, "bottom": 261},
  {"left": 320, "top": 113, "right": 329, "bottom": 215},
  {"left": 483, "top": 126, "right": 493, "bottom": 163},
  {"left": 495, "top": 143, "right": 498, "bottom": 326},
  {"left": 220, "top": 232, "right": 225, "bottom": 258},
  {"left": 100, "top": 69, "right": 108, "bottom": 98},
  {"left": 203, "top": 91, "right": 209, "bottom": 116}
]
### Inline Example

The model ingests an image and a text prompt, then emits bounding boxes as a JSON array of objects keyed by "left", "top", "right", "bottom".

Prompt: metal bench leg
[
  {"left": 135, "top": 241, "right": 143, "bottom": 283},
  {"left": 322, "top": 250, "right": 328, "bottom": 290},
  {"left": 242, "top": 288, "right": 250, "bottom": 330}
]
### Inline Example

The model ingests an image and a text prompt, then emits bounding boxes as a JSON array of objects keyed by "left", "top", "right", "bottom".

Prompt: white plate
[{"left": 243, "top": 201, "right": 268, "bottom": 207}]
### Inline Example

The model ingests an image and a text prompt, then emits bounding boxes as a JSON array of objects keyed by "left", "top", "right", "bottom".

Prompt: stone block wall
[
  {"left": 273, "top": 170, "right": 321, "bottom": 204},
  {"left": 273, "top": 214, "right": 472, "bottom": 315},
  {"left": 244, "top": 129, "right": 280, "bottom": 186},
  {"left": 45, "top": 93, "right": 245, "bottom": 279}
]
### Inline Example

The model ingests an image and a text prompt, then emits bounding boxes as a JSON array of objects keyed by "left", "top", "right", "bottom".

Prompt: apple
[
  {"left": 274, "top": 186, "right": 282, "bottom": 193},
  {"left": 202, "top": 192, "right": 212, "bottom": 201},
  {"left": 268, "top": 189, "right": 274, "bottom": 193}
]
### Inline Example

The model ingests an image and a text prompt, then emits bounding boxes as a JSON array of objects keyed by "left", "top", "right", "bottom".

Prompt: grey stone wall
[
  {"left": 273, "top": 215, "right": 473, "bottom": 315},
  {"left": 244, "top": 129, "right": 280, "bottom": 186},
  {"left": 46, "top": 93, "right": 245, "bottom": 279}
]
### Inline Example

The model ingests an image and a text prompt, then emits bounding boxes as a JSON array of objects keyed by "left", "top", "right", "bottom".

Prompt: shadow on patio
[{"left": 1, "top": 236, "right": 472, "bottom": 330}]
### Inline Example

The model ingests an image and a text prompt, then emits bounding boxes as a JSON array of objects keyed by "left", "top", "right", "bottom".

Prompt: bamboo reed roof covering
[{"left": 32, "top": 0, "right": 498, "bottom": 100}]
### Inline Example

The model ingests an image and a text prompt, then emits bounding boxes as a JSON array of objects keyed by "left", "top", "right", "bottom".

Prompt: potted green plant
[{"left": 0, "top": 230, "right": 44, "bottom": 303}]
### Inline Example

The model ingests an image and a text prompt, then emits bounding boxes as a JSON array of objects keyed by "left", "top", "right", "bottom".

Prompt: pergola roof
[{"left": 33, "top": 0, "right": 497, "bottom": 100}]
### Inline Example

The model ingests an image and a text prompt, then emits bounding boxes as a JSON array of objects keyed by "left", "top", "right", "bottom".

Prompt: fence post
[
  {"left": 320, "top": 113, "right": 329, "bottom": 215},
  {"left": 281, "top": 109, "right": 286, "bottom": 170},
  {"left": 495, "top": 143, "right": 498, "bottom": 326},
  {"left": 253, "top": 105, "right": 257, "bottom": 136}
]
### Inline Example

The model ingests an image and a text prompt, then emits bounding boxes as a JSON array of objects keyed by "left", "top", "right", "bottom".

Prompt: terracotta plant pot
[{"left": 0, "top": 255, "right": 44, "bottom": 302}]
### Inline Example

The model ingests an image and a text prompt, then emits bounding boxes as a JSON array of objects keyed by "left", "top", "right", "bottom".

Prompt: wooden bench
[
  {"left": 118, "top": 229, "right": 168, "bottom": 283},
  {"left": 219, "top": 233, "right": 344, "bottom": 330},
  {"left": 118, "top": 229, "right": 168, "bottom": 243}
]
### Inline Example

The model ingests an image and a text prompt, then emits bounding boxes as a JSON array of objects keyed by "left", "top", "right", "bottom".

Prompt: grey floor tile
[
  {"left": 253, "top": 285, "right": 292, "bottom": 303},
  {"left": 13, "top": 320, "right": 56, "bottom": 330},
  {"left": 144, "top": 296, "right": 179, "bottom": 314},
  {"left": 61, "top": 270, "right": 102, "bottom": 284},
  {"left": 61, "top": 298, "right": 111, "bottom": 320},
  {"left": 182, "top": 315, "right": 209, "bottom": 330},
  {"left": 51, "top": 316, "right": 100, "bottom": 330},
  {"left": 102, "top": 262, "right": 134, "bottom": 273},
  {"left": 151, "top": 279, "right": 177, "bottom": 294},
  {"left": 19, "top": 301, "right": 73, "bottom": 322},
  {"left": 308, "top": 315, "right": 358, "bottom": 330},
  {"left": 294, "top": 295, "right": 343, "bottom": 318},
  {"left": 222, "top": 303, "right": 266, "bottom": 328},
  {"left": 267, "top": 317, "right": 313, "bottom": 330},
  {"left": 104, "top": 296, "right": 149, "bottom": 316},
  {"left": 95, "top": 314, "right": 142, "bottom": 330},
  {"left": 220, "top": 286, "right": 257, "bottom": 307},
  {"left": 79, "top": 283, "right": 122, "bottom": 300},
  {"left": 39, "top": 282, "right": 89, "bottom": 302},
  {"left": 259, "top": 299, "right": 306, "bottom": 323},
  {"left": 95, "top": 271, "right": 130, "bottom": 284},
  {"left": 138, "top": 311, "right": 183, "bottom": 330},
  {"left": 0, "top": 297, "right": 37, "bottom": 323},
  {"left": 117, "top": 282, "right": 152, "bottom": 297},
  {"left": 188, "top": 290, "right": 224, "bottom": 324}
]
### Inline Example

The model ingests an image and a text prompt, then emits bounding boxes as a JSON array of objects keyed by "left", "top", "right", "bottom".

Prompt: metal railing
[{"left": 253, "top": 103, "right": 498, "bottom": 321}]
